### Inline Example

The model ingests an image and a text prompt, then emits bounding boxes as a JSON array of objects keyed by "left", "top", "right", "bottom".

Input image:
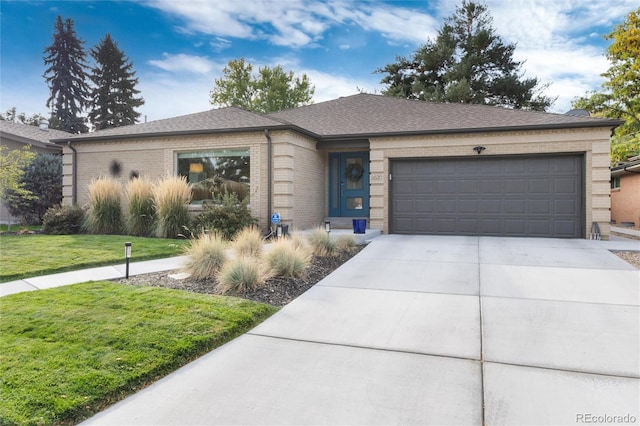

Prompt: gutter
[
  {"left": 66, "top": 141, "right": 78, "bottom": 205},
  {"left": 264, "top": 129, "right": 273, "bottom": 229}
]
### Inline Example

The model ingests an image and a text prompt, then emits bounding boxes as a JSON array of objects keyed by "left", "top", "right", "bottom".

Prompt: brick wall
[{"left": 611, "top": 173, "right": 640, "bottom": 228}]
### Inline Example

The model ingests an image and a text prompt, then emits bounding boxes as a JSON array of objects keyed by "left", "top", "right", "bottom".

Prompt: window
[
  {"left": 611, "top": 176, "right": 620, "bottom": 189},
  {"left": 177, "top": 149, "right": 250, "bottom": 203}
]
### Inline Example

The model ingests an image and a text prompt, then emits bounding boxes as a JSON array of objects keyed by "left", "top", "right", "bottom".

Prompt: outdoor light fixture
[
  {"left": 124, "top": 242, "right": 132, "bottom": 279},
  {"left": 325, "top": 220, "right": 331, "bottom": 233},
  {"left": 276, "top": 224, "right": 283, "bottom": 238},
  {"left": 473, "top": 146, "right": 486, "bottom": 155}
]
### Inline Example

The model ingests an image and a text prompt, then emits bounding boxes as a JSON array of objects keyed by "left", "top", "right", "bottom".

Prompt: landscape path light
[
  {"left": 125, "top": 242, "right": 132, "bottom": 279},
  {"left": 325, "top": 220, "right": 331, "bottom": 234}
]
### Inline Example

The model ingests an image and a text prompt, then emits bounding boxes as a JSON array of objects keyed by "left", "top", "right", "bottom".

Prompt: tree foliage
[
  {"left": 43, "top": 16, "right": 90, "bottom": 133},
  {"left": 88, "top": 33, "right": 144, "bottom": 130},
  {"left": 4, "top": 154, "right": 62, "bottom": 224},
  {"left": 0, "top": 146, "right": 37, "bottom": 204},
  {"left": 377, "top": 1, "right": 553, "bottom": 110},
  {"left": 210, "top": 58, "right": 315, "bottom": 113},
  {"left": 572, "top": 7, "right": 640, "bottom": 163},
  {"left": 0, "top": 108, "right": 48, "bottom": 126}
]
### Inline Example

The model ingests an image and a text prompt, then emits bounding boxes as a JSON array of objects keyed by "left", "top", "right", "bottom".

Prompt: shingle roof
[
  {"left": 0, "top": 120, "right": 69, "bottom": 146},
  {"left": 52, "top": 107, "right": 290, "bottom": 142},
  {"left": 268, "top": 94, "right": 622, "bottom": 138}
]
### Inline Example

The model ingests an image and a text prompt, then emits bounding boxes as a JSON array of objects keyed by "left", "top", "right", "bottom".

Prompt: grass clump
[
  {"left": 232, "top": 226, "right": 263, "bottom": 258},
  {"left": 217, "top": 257, "right": 267, "bottom": 294},
  {"left": 266, "top": 238, "right": 311, "bottom": 278},
  {"left": 307, "top": 227, "right": 337, "bottom": 256},
  {"left": 84, "top": 177, "right": 123, "bottom": 234},
  {"left": 0, "top": 282, "right": 277, "bottom": 425},
  {"left": 154, "top": 176, "right": 191, "bottom": 239},
  {"left": 182, "top": 234, "right": 228, "bottom": 279},
  {"left": 336, "top": 234, "right": 357, "bottom": 251},
  {"left": 126, "top": 177, "right": 156, "bottom": 236}
]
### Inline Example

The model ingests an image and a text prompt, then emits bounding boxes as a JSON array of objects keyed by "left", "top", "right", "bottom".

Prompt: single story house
[
  {"left": 0, "top": 120, "right": 65, "bottom": 224},
  {"left": 52, "top": 94, "right": 622, "bottom": 239},
  {"left": 611, "top": 155, "right": 640, "bottom": 228}
]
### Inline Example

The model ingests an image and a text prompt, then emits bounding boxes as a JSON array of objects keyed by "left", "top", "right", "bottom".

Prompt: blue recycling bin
[{"left": 352, "top": 219, "right": 367, "bottom": 234}]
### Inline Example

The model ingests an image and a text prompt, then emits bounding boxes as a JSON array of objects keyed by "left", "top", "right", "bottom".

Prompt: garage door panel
[{"left": 391, "top": 155, "right": 583, "bottom": 238}]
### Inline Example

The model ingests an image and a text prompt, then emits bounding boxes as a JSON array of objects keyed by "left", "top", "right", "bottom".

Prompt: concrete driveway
[{"left": 85, "top": 235, "right": 640, "bottom": 425}]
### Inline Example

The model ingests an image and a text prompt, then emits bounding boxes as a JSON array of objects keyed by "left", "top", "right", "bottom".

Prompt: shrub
[
  {"left": 232, "top": 226, "right": 263, "bottom": 258},
  {"left": 307, "top": 227, "right": 337, "bottom": 256},
  {"left": 42, "top": 205, "right": 85, "bottom": 235},
  {"left": 216, "top": 257, "right": 267, "bottom": 294},
  {"left": 336, "top": 234, "right": 356, "bottom": 251},
  {"left": 125, "top": 177, "right": 156, "bottom": 236},
  {"left": 154, "top": 175, "right": 191, "bottom": 239},
  {"left": 182, "top": 233, "right": 228, "bottom": 279},
  {"left": 84, "top": 177, "right": 123, "bottom": 234},
  {"left": 194, "top": 191, "right": 257, "bottom": 240},
  {"left": 4, "top": 153, "right": 62, "bottom": 224},
  {"left": 266, "top": 238, "right": 311, "bottom": 278}
]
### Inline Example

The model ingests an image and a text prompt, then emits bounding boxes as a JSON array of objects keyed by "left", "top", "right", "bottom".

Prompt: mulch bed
[{"left": 116, "top": 246, "right": 365, "bottom": 307}]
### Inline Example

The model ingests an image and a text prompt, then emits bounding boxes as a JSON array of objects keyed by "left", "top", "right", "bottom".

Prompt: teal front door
[{"left": 329, "top": 152, "right": 369, "bottom": 217}]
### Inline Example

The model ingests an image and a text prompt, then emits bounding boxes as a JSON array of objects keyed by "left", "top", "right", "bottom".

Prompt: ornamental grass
[
  {"left": 125, "top": 176, "right": 156, "bottom": 236},
  {"left": 154, "top": 175, "right": 191, "bottom": 239},
  {"left": 182, "top": 233, "right": 228, "bottom": 279},
  {"left": 84, "top": 177, "right": 123, "bottom": 234},
  {"left": 307, "top": 227, "right": 337, "bottom": 256},
  {"left": 265, "top": 237, "right": 311, "bottom": 278},
  {"left": 232, "top": 226, "right": 263, "bottom": 258},
  {"left": 216, "top": 257, "right": 268, "bottom": 295}
]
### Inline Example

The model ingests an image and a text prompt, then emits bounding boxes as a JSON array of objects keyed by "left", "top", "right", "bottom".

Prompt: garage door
[{"left": 390, "top": 155, "right": 584, "bottom": 238}]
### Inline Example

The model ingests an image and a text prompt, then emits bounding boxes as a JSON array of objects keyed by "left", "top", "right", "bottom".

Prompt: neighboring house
[
  {"left": 52, "top": 94, "right": 622, "bottom": 239},
  {"left": 0, "top": 120, "right": 66, "bottom": 224},
  {"left": 611, "top": 155, "right": 640, "bottom": 228}
]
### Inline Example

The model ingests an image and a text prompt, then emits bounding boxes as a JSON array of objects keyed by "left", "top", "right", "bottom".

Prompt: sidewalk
[{"left": 0, "top": 256, "right": 189, "bottom": 298}]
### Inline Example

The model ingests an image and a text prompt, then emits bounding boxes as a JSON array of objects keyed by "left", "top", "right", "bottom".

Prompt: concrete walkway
[{"left": 82, "top": 235, "right": 639, "bottom": 425}]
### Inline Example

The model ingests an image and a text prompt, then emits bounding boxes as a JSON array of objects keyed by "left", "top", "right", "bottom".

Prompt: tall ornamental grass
[
  {"left": 84, "top": 177, "right": 123, "bottom": 234},
  {"left": 182, "top": 233, "right": 228, "bottom": 280},
  {"left": 307, "top": 227, "right": 337, "bottom": 256},
  {"left": 232, "top": 226, "right": 263, "bottom": 258},
  {"left": 154, "top": 176, "right": 191, "bottom": 239},
  {"left": 125, "top": 177, "right": 156, "bottom": 236},
  {"left": 266, "top": 238, "right": 311, "bottom": 278}
]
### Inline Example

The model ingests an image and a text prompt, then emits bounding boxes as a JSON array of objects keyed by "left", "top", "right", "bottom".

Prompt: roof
[
  {"left": 52, "top": 107, "right": 291, "bottom": 142},
  {"left": 268, "top": 94, "right": 623, "bottom": 138},
  {"left": 0, "top": 120, "right": 68, "bottom": 147},
  {"left": 611, "top": 155, "right": 640, "bottom": 176},
  {"left": 52, "top": 94, "right": 623, "bottom": 144}
]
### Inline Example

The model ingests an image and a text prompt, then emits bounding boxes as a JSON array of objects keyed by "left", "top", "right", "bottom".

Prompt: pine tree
[
  {"left": 43, "top": 16, "right": 90, "bottom": 133},
  {"left": 88, "top": 33, "right": 144, "bottom": 129},
  {"left": 377, "top": 1, "right": 553, "bottom": 111}
]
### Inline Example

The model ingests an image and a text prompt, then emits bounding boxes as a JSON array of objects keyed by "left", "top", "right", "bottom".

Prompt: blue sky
[{"left": 1, "top": 0, "right": 636, "bottom": 122}]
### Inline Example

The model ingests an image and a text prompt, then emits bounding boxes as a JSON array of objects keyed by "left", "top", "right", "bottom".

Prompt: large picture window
[{"left": 177, "top": 149, "right": 250, "bottom": 203}]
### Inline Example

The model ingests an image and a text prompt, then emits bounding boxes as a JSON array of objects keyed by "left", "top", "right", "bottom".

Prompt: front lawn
[
  {"left": 0, "top": 282, "right": 277, "bottom": 425},
  {"left": 0, "top": 234, "right": 189, "bottom": 282}
]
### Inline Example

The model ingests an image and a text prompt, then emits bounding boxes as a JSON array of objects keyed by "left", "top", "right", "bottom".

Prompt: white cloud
[{"left": 148, "top": 53, "right": 219, "bottom": 75}]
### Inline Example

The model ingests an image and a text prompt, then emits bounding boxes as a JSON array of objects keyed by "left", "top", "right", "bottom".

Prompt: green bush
[
  {"left": 154, "top": 176, "right": 191, "bottom": 239},
  {"left": 232, "top": 226, "right": 263, "bottom": 258},
  {"left": 216, "top": 257, "right": 267, "bottom": 294},
  {"left": 42, "top": 205, "right": 85, "bottom": 235},
  {"left": 307, "top": 227, "right": 337, "bottom": 256},
  {"left": 84, "top": 177, "right": 123, "bottom": 234},
  {"left": 182, "top": 234, "right": 228, "bottom": 279},
  {"left": 125, "top": 177, "right": 156, "bottom": 236},
  {"left": 266, "top": 238, "right": 311, "bottom": 278},
  {"left": 194, "top": 192, "right": 257, "bottom": 240}
]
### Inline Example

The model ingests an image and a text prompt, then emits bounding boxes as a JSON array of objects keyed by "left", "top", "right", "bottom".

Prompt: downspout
[
  {"left": 264, "top": 129, "right": 273, "bottom": 229},
  {"left": 67, "top": 141, "right": 78, "bottom": 205}
]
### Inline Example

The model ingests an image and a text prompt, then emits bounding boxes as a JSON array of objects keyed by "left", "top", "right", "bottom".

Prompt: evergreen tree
[
  {"left": 43, "top": 16, "right": 90, "bottom": 133},
  {"left": 88, "top": 33, "right": 144, "bottom": 129},
  {"left": 377, "top": 1, "right": 553, "bottom": 110}
]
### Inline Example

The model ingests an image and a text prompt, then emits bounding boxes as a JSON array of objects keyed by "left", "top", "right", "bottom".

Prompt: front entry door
[{"left": 329, "top": 152, "right": 369, "bottom": 217}]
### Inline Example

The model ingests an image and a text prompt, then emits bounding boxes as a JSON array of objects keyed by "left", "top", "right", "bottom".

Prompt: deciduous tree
[
  {"left": 210, "top": 58, "right": 314, "bottom": 113},
  {"left": 377, "top": 1, "right": 553, "bottom": 110}
]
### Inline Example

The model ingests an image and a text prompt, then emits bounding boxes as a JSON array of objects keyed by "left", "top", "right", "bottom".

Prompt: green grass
[
  {"left": 0, "top": 224, "right": 41, "bottom": 232},
  {"left": 0, "top": 282, "right": 277, "bottom": 425},
  {"left": 0, "top": 235, "right": 189, "bottom": 282}
]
